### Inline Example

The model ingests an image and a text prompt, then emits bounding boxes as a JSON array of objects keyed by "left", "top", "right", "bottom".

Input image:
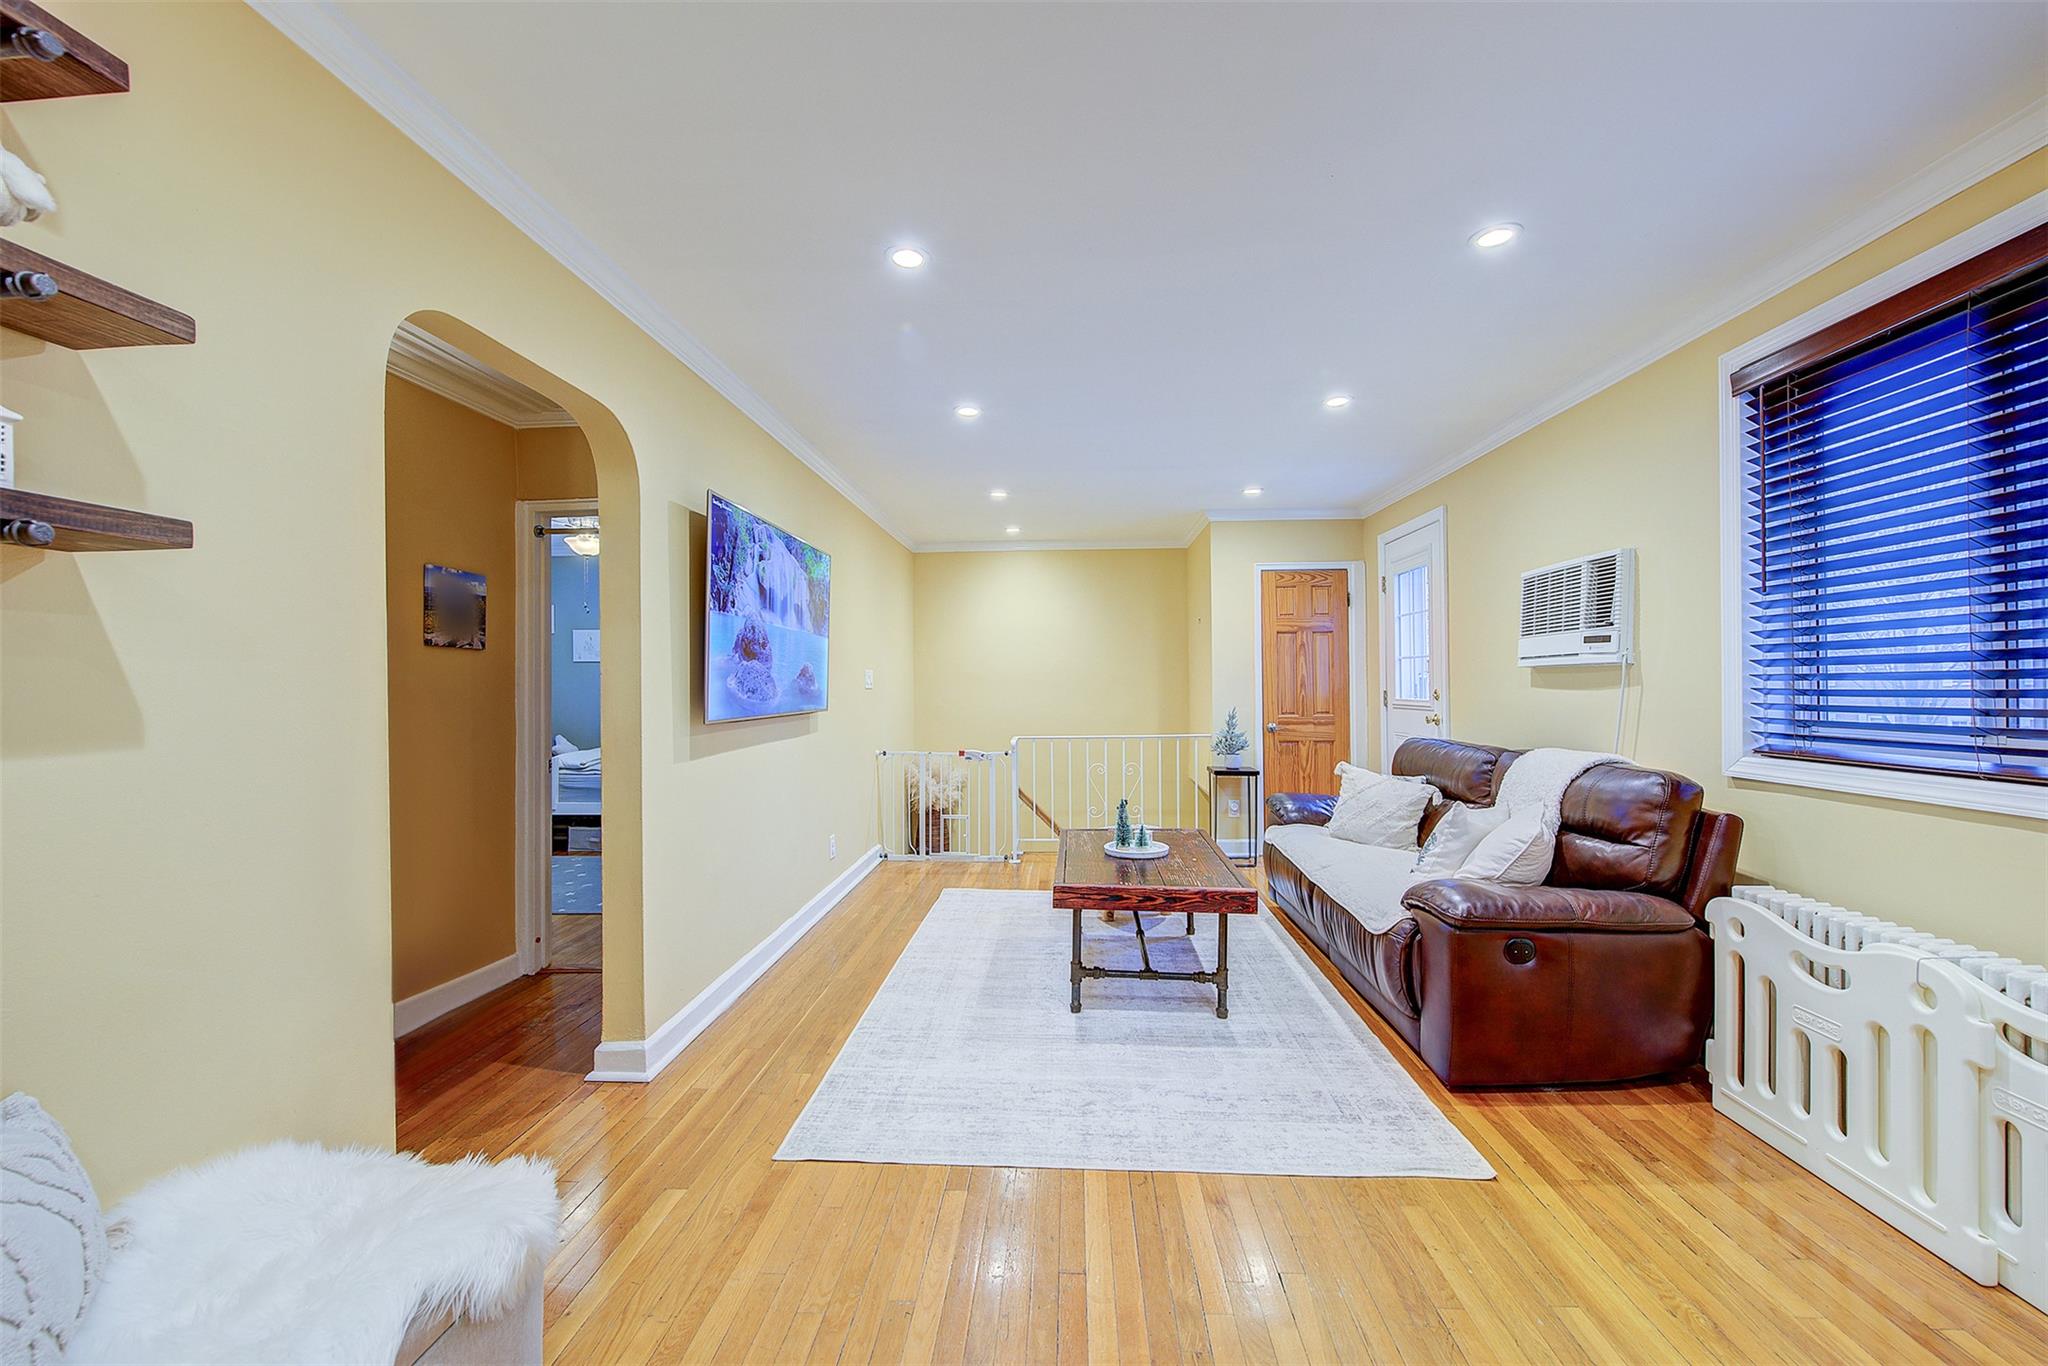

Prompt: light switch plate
[{"left": 864, "top": 669, "right": 875, "bottom": 689}]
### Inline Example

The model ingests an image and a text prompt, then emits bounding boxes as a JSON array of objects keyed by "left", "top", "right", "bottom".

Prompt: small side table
[{"left": 1207, "top": 764, "right": 1262, "bottom": 866}]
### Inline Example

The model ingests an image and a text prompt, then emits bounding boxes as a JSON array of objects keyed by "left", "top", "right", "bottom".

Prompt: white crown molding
[
  {"left": 1203, "top": 508, "right": 1361, "bottom": 523},
  {"left": 250, "top": 0, "right": 914, "bottom": 549},
  {"left": 1356, "top": 95, "right": 2048, "bottom": 519},
  {"left": 388, "top": 321, "right": 577, "bottom": 428},
  {"left": 917, "top": 536, "right": 1196, "bottom": 554}
]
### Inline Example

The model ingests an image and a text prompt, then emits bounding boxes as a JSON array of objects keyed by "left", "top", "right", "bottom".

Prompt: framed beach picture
[{"left": 423, "top": 564, "right": 487, "bottom": 649}]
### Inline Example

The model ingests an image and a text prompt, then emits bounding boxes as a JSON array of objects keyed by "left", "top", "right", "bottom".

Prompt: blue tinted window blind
[{"left": 1737, "top": 254, "right": 2048, "bottom": 785}]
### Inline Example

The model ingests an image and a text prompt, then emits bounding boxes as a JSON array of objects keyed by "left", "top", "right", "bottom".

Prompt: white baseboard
[
  {"left": 1219, "top": 837, "right": 1256, "bottom": 860},
  {"left": 586, "top": 844, "right": 884, "bottom": 1083},
  {"left": 394, "top": 953, "right": 523, "bottom": 1038}
]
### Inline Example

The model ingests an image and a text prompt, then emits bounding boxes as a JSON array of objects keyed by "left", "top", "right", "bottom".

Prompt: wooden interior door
[{"left": 1261, "top": 569, "right": 1351, "bottom": 796}]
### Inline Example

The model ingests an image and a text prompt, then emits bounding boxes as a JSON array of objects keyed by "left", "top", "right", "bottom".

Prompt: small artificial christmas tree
[
  {"left": 1213, "top": 707, "right": 1251, "bottom": 760},
  {"left": 1137, "top": 824, "right": 1151, "bottom": 847},
  {"left": 1115, "top": 798, "right": 1133, "bottom": 848}
]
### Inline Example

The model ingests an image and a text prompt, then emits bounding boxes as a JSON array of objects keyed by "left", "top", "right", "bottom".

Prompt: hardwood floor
[
  {"left": 550, "top": 911, "right": 602, "bottom": 969},
  {"left": 395, "top": 859, "right": 2040, "bottom": 1364}
]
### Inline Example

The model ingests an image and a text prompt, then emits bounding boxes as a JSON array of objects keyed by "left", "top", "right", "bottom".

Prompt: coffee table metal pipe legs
[
  {"left": 1069, "top": 909, "right": 1230, "bottom": 1018},
  {"left": 1070, "top": 908, "right": 1082, "bottom": 1013},
  {"left": 1216, "top": 912, "right": 1229, "bottom": 1019}
]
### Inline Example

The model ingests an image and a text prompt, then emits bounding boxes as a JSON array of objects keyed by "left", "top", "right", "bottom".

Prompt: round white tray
[{"left": 1104, "top": 839, "right": 1169, "bottom": 860}]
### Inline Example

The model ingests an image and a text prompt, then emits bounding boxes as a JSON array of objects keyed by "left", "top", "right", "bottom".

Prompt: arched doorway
[{"left": 382, "top": 313, "right": 642, "bottom": 1122}]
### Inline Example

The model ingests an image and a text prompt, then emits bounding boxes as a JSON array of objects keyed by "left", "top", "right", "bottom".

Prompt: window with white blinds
[{"left": 1732, "top": 234, "right": 2047, "bottom": 793}]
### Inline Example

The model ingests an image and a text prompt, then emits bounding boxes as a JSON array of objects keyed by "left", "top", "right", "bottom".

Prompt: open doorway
[
  {"left": 527, "top": 505, "right": 601, "bottom": 971},
  {"left": 384, "top": 321, "right": 603, "bottom": 1051}
]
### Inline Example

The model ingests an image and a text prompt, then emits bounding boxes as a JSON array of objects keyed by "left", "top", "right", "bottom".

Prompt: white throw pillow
[
  {"left": 1326, "top": 769, "right": 1436, "bottom": 849},
  {"left": 1456, "top": 809, "right": 1557, "bottom": 885},
  {"left": 1413, "top": 802, "right": 1507, "bottom": 876},
  {"left": 1, "top": 1094, "right": 107, "bottom": 1366}
]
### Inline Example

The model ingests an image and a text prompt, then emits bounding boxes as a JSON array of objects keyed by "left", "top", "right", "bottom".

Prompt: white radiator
[{"left": 1706, "top": 887, "right": 2047, "bottom": 1315}]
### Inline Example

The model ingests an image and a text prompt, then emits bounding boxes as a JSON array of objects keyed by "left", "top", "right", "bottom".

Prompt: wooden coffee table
[{"left": 1051, "top": 828, "right": 1258, "bottom": 1017}]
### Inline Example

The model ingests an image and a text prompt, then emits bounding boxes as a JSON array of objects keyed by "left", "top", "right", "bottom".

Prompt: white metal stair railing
[
  {"left": 875, "top": 749, "right": 1012, "bottom": 861},
  {"left": 1705, "top": 885, "right": 2048, "bottom": 1315},
  {"left": 1008, "top": 734, "right": 1212, "bottom": 858}
]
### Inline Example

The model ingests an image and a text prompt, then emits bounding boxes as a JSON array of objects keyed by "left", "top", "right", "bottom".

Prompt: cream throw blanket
[
  {"left": 1493, "top": 747, "right": 1624, "bottom": 824},
  {"left": 1263, "top": 824, "right": 1424, "bottom": 934},
  {"left": 1267, "top": 748, "right": 1624, "bottom": 937}
]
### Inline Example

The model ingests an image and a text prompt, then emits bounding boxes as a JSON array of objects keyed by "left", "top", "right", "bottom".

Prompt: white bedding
[{"left": 1263, "top": 823, "right": 1424, "bottom": 935}]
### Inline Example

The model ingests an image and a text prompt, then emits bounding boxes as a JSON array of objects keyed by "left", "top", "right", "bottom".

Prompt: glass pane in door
[{"left": 1393, "top": 564, "right": 1431, "bottom": 702}]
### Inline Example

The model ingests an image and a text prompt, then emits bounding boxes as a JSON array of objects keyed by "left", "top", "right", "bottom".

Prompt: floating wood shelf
[
  {"left": 0, "top": 0, "right": 127, "bottom": 101},
  {"left": 0, "top": 488, "right": 192, "bottom": 552},
  {"left": 0, "top": 240, "right": 193, "bottom": 349}
]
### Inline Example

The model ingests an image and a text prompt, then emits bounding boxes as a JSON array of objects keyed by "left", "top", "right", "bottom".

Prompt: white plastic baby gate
[
  {"left": 875, "top": 749, "right": 1011, "bottom": 860},
  {"left": 1706, "top": 886, "right": 2047, "bottom": 1314}
]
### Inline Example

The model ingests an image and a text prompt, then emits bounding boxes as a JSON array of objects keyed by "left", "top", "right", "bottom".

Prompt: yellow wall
[
  {"left": 1203, "top": 520, "right": 1365, "bottom": 843},
  {"left": 912, "top": 549, "right": 1187, "bottom": 754},
  {"left": 382, "top": 379, "right": 598, "bottom": 1005},
  {"left": 0, "top": 3, "right": 912, "bottom": 1199},
  {"left": 385, "top": 378, "right": 520, "bottom": 1002},
  {"left": 1363, "top": 151, "right": 2048, "bottom": 962},
  {"left": 515, "top": 425, "right": 598, "bottom": 501}
]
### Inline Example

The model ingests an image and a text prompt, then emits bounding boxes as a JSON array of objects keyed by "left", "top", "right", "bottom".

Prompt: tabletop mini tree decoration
[
  {"left": 1137, "top": 824, "right": 1151, "bottom": 847},
  {"left": 1213, "top": 707, "right": 1251, "bottom": 761},
  {"left": 1115, "top": 799, "right": 1133, "bottom": 848}
]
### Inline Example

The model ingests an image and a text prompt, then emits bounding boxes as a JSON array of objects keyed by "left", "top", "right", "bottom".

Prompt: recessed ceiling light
[
  {"left": 889, "top": 246, "right": 928, "bottom": 269},
  {"left": 1322, "top": 394, "right": 1352, "bottom": 410},
  {"left": 989, "top": 488, "right": 1009, "bottom": 500},
  {"left": 1469, "top": 223, "right": 1521, "bottom": 250},
  {"left": 954, "top": 404, "right": 982, "bottom": 419},
  {"left": 1243, "top": 486, "right": 1264, "bottom": 498},
  {"left": 1004, "top": 525, "right": 1021, "bottom": 536}
]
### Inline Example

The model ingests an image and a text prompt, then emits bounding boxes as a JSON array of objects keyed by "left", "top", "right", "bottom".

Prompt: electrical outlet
[
  {"left": 829, "top": 834, "right": 838, "bottom": 859},
  {"left": 1227, "top": 798, "right": 1241, "bottom": 818},
  {"left": 864, "top": 669, "right": 875, "bottom": 689}
]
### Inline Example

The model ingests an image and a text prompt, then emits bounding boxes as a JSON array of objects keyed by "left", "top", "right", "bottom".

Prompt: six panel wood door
[{"left": 1260, "top": 569, "right": 1350, "bottom": 796}]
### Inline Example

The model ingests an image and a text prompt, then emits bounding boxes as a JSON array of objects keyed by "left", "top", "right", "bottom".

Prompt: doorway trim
[
  {"left": 1374, "top": 506, "right": 1449, "bottom": 770},
  {"left": 1248, "top": 560, "right": 1368, "bottom": 784},
  {"left": 515, "top": 496, "right": 598, "bottom": 976}
]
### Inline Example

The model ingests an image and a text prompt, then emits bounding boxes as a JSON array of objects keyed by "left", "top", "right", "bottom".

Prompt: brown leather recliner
[{"left": 1263, "top": 738, "right": 1743, "bottom": 1086}]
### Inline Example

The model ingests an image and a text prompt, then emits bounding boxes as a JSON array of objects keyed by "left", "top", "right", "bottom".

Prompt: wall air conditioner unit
[{"left": 1518, "top": 548, "right": 1635, "bottom": 666}]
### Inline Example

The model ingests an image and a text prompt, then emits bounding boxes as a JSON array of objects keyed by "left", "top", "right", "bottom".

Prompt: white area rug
[{"left": 775, "top": 889, "right": 1492, "bottom": 1179}]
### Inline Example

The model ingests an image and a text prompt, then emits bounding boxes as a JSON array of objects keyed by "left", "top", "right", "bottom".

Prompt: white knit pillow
[
  {"left": 1413, "top": 802, "right": 1507, "bottom": 875},
  {"left": 1456, "top": 809, "right": 1557, "bottom": 885},
  {"left": 1327, "top": 768, "right": 1436, "bottom": 849},
  {"left": 2, "top": 1094, "right": 107, "bottom": 1365}
]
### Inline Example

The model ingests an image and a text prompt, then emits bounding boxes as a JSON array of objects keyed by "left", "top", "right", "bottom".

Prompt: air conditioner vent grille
[
  {"left": 1516, "top": 549, "right": 1635, "bottom": 666},
  {"left": 1520, "top": 564, "right": 1584, "bottom": 637}
]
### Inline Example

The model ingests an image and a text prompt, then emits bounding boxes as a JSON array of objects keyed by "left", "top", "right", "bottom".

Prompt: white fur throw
[
  {"left": 67, "top": 1143, "right": 557, "bottom": 1365},
  {"left": 2, "top": 1094, "right": 108, "bottom": 1366}
]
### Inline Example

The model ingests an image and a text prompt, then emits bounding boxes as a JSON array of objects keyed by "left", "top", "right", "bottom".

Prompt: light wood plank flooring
[
  {"left": 395, "top": 859, "right": 2040, "bottom": 1364},
  {"left": 550, "top": 911, "right": 602, "bottom": 969}
]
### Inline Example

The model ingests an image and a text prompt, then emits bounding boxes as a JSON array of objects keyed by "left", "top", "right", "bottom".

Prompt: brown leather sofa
[{"left": 1263, "top": 738, "right": 1742, "bottom": 1086}]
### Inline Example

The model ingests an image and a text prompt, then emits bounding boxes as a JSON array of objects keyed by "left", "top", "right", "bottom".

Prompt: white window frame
[{"left": 1718, "top": 189, "right": 2048, "bottom": 822}]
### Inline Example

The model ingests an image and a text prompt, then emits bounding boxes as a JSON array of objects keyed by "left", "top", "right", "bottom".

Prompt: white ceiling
[{"left": 301, "top": 1, "right": 2046, "bottom": 548}]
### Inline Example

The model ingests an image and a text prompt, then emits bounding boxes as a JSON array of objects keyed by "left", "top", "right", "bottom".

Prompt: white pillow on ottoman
[
  {"left": 1326, "top": 765, "right": 1436, "bottom": 849},
  {"left": 2, "top": 1093, "right": 108, "bottom": 1366}
]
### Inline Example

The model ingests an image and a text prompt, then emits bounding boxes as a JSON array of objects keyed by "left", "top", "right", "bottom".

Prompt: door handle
[
  {"left": 1266, "top": 722, "right": 1279, "bottom": 733},
  {"left": 1425, "top": 713, "right": 1441, "bottom": 726}
]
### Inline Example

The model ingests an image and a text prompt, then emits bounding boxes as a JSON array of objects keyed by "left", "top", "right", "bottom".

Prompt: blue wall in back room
[{"left": 552, "top": 554, "right": 602, "bottom": 750}]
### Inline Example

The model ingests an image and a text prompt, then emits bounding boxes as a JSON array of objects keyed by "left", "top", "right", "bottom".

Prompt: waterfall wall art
[{"left": 704, "top": 491, "right": 831, "bottom": 723}]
